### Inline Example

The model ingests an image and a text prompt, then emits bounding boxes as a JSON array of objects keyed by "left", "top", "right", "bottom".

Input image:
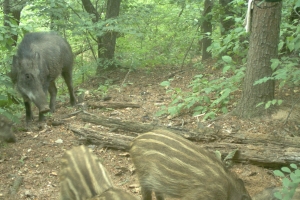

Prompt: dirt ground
[{"left": 0, "top": 64, "right": 298, "bottom": 200}]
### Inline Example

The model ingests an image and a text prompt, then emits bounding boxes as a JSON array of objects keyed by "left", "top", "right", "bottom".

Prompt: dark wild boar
[
  {"left": 11, "top": 32, "right": 76, "bottom": 123},
  {"left": 60, "top": 146, "right": 138, "bottom": 200},
  {"left": 0, "top": 115, "right": 16, "bottom": 143},
  {"left": 129, "top": 129, "right": 251, "bottom": 200}
]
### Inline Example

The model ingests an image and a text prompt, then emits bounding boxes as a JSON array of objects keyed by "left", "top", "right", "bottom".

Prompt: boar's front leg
[
  {"left": 23, "top": 97, "right": 33, "bottom": 123},
  {"left": 48, "top": 81, "right": 57, "bottom": 113}
]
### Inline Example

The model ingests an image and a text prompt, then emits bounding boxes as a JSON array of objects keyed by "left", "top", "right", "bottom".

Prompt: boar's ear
[{"left": 34, "top": 52, "right": 44, "bottom": 67}]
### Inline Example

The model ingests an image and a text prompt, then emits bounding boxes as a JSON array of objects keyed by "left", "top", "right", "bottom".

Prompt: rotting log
[
  {"left": 72, "top": 113, "right": 300, "bottom": 168},
  {"left": 70, "top": 126, "right": 300, "bottom": 168},
  {"left": 70, "top": 126, "right": 136, "bottom": 150}
]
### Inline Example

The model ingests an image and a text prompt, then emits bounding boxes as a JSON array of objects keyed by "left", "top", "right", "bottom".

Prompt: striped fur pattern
[
  {"left": 60, "top": 146, "right": 113, "bottom": 200},
  {"left": 129, "top": 129, "right": 251, "bottom": 200},
  {"left": 60, "top": 146, "right": 138, "bottom": 200}
]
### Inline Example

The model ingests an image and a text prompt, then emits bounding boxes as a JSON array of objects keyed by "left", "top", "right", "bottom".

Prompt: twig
[{"left": 180, "top": 24, "right": 201, "bottom": 70}]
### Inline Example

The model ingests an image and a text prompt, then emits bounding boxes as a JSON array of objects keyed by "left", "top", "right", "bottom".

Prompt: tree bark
[
  {"left": 81, "top": 0, "right": 100, "bottom": 23},
  {"left": 97, "top": 0, "right": 121, "bottom": 72},
  {"left": 81, "top": 0, "right": 103, "bottom": 68},
  {"left": 81, "top": 0, "right": 121, "bottom": 73},
  {"left": 3, "top": 0, "right": 25, "bottom": 48},
  {"left": 201, "top": 0, "right": 213, "bottom": 61},
  {"left": 235, "top": 2, "right": 282, "bottom": 118}
]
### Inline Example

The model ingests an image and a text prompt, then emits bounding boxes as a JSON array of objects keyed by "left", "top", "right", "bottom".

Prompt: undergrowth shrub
[
  {"left": 274, "top": 164, "right": 300, "bottom": 200},
  {"left": 157, "top": 56, "right": 245, "bottom": 120}
]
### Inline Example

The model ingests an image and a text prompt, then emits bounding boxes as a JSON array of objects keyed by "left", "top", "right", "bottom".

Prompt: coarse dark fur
[
  {"left": 11, "top": 32, "right": 76, "bottom": 123},
  {"left": 60, "top": 146, "right": 138, "bottom": 200},
  {"left": 0, "top": 115, "right": 16, "bottom": 143},
  {"left": 129, "top": 129, "right": 252, "bottom": 200}
]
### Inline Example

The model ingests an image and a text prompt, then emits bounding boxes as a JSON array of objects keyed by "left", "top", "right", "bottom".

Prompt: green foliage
[
  {"left": 208, "top": 0, "right": 249, "bottom": 59},
  {"left": 254, "top": 56, "right": 300, "bottom": 109},
  {"left": 0, "top": 0, "right": 299, "bottom": 121},
  {"left": 215, "top": 149, "right": 238, "bottom": 168},
  {"left": 157, "top": 57, "right": 245, "bottom": 120},
  {"left": 0, "top": 71, "right": 21, "bottom": 123},
  {"left": 274, "top": 164, "right": 300, "bottom": 200},
  {"left": 117, "top": 2, "right": 201, "bottom": 68},
  {"left": 256, "top": 99, "right": 283, "bottom": 109}
]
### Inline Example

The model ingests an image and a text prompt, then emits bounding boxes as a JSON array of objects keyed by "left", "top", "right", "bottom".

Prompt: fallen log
[
  {"left": 71, "top": 113, "right": 300, "bottom": 168},
  {"left": 70, "top": 126, "right": 136, "bottom": 150},
  {"left": 70, "top": 126, "right": 300, "bottom": 168}
]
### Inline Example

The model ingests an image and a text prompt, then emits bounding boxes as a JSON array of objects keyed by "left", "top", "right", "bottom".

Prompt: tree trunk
[
  {"left": 97, "top": 0, "right": 121, "bottom": 72},
  {"left": 235, "top": 2, "right": 282, "bottom": 118},
  {"left": 201, "top": 0, "right": 213, "bottom": 61},
  {"left": 81, "top": 0, "right": 121, "bottom": 73},
  {"left": 81, "top": 0, "right": 100, "bottom": 23},
  {"left": 3, "top": 0, "right": 24, "bottom": 48},
  {"left": 81, "top": 0, "right": 104, "bottom": 70}
]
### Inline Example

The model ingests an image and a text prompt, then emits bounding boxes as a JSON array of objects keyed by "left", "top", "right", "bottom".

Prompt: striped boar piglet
[
  {"left": 129, "top": 129, "right": 251, "bottom": 200},
  {"left": 60, "top": 146, "right": 138, "bottom": 200}
]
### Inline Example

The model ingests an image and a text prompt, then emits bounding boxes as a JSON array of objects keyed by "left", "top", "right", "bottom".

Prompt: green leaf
[
  {"left": 294, "top": 169, "right": 300, "bottom": 176},
  {"left": 256, "top": 102, "right": 264, "bottom": 107},
  {"left": 274, "top": 170, "right": 285, "bottom": 177},
  {"left": 265, "top": 101, "right": 271, "bottom": 109},
  {"left": 223, "top": 65, "right": 231, "bottom": 74},
  {"left": 290, "top": 173, "right": 300, "bottom": 183},
  {"left": 282, "top": 167, "right": 291, "bottom": 173},
  {"left": 221, "top": 107, "right": 228, "bottom": 113},
  {"left": 203, "top": 96, "right": 210, "bottom": 103},
  {"left": 282, "top": 177, "right": 291, "bottom": 187},
  {"left": 270, "top": 59, "right": 280, "bottom": 70},
  {"left": 222, "top": 55, "right": 232, "bottom": 63},
  {"left": 155, "top": 109, "right": 167, "bottom": 117},
  {"left": 168, "top": 106, "right": 179, "bottom": 116},
  {"left": 215, "top": 151, "right": 222, "bottom": 161},
  {"left": 290, "top": 164, "right": 297, "bottom": 170},
  {"left": 203, "top": 112, "right": 216, "bottom": 120},
  {"left": 224, "top": 149, "right": 238, "bottom": 161},
  {"left": 160, "top": 81, "right": 170, "bottom": 87},
  {"left": 274, "top": 191, "right": 282, "bottom": 199}
]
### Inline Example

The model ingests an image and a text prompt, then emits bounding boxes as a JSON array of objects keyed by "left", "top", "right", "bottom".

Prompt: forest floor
[{"left": 1, "top": 64, "right": 300, "bottom": 200}]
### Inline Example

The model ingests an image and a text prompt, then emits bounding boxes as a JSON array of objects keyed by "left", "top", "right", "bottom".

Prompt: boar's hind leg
[
  {"left": 141, "top": 187, "right": 153, "bottom": 200},
  {"left": 24, "top": 99, "right": 33, "bottom": 123},
  {"left": 61, "top": 70, "right": 76, "bottom": 106},
  {"left": 155, "top": 192, "right": 164, "bottom": 200},
  {"left": 48, "top": 81, "right": 57, "bottom": 113}
]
